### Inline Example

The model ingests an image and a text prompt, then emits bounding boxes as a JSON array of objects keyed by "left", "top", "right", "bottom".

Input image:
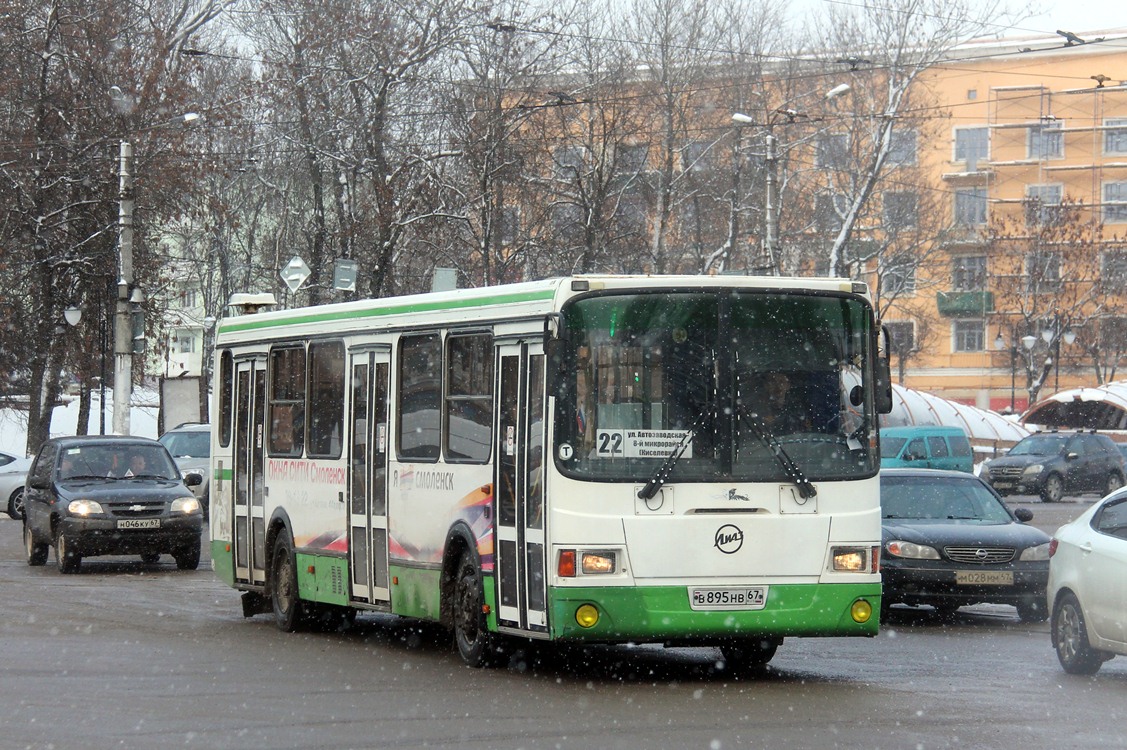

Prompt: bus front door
[
  {"left": 347, "top": 350, "right": 391, "bottom": 606},
  {"left": 495, "top": 341, "right": 548, "bottom": 633},
  {"left": 233, "top": 358, "right": 267, "bottom": 585}
]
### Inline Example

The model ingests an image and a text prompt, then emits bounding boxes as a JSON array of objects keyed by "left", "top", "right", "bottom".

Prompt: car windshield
[
  {"left": 58, "top": 444, "right": 179, "bottom": 480},
  {"left": 881, "top": 475, "right": 1013, "bottom": 523},
  {"left": 1008, "top": 435, "right": 1067, "bottom": 457},
  {"left": 159, "top": 429, "right": 210, "bottom": 459}
]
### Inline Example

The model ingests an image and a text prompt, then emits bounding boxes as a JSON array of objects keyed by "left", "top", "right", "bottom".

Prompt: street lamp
[
  {"left": 112, "top": 109, "right": 200, "bottom": 435},
  {"left": 731, "top": 85, "right": 851, "bottom": 275}
]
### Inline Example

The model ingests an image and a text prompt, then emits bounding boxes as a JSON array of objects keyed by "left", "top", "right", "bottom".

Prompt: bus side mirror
[{"left": 875, "top": 325, "right": 894, "bottom": 414}]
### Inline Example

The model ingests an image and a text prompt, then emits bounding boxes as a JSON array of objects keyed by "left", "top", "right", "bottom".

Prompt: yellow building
[{"left": 882, "top": 28, "right": 1127, "bottom": 411}]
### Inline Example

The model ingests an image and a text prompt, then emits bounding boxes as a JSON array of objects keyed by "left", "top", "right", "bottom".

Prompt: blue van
[{"left": 880, "top": 425, "right": 975, "bottom": 473}]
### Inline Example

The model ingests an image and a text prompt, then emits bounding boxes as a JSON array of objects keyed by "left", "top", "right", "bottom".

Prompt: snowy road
[{"left": 0, "top": 515, "right": 1123, "bottom": 750}]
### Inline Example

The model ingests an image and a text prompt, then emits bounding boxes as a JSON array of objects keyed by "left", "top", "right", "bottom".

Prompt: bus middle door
[
  {"left": 347, "top": 349, "right": 391, "bottom": 606},
  {"left": 495, "top": 340, "right": 547, "bottom": 634}
]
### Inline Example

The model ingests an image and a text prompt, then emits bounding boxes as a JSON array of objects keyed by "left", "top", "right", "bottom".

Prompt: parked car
[
  {"left": 880, "top": 468, "right": 1052, "bottom": 622},
  {"left": 158, "top": 422, "right": 211, "bottom": 518},
  {"left": 1048, "top": 488, "right": 1127, "bottom": 674},
  {"left": 982, "top": 430, "right": 1126, "bottom": 502},
  {"left": 880, "top": 425, "right": 974, "bottom": 473},
  {"left": 22, "top": 435, "right": 204, "bottom": 573},
  {"left": 0, "top": 450, "right": 32, "bottom": 519}
]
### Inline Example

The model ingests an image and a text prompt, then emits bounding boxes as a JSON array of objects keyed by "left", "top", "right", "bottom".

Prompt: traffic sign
[{"left": 282, "top": 256, "right": 311, "bottom": 292}]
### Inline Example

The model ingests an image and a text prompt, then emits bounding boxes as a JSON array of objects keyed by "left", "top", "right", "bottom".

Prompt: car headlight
[
  {"left": 886, "top": 540, "right": 940, "bottom": 560},
  {"left": 68, "top": 499, "right": 104, "bottom": 516},
  {"left": 172, "top": 497, "right": 201, "bottom": 514},
  {"left": 1023, "top": 464, "right": 1044, "bottom": 476},
  {"left": 1020, "top": 542, "right": 1050, "bottom": 561}
]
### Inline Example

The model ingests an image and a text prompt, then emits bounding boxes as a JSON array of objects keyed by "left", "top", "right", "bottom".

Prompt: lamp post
[
  {"left": 112, "top": 111, "right": 200, "bottom": 435},
  {"left": 1040, "top": 317, "right": 1076, "bottom": 394},
  {"left": 731, "top": 84, "right": 850, "bottom": 275},
  {"left": 994, "top": 330, "right": 1015, "bottom": 412}
]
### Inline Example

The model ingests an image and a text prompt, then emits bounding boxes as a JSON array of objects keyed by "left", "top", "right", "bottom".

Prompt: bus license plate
[
  {"left": 955, "top": 571, "right": 1012, "bottom": 585},
  {"left": 117, "top": 519, "right": 161, "bottom": 530},
  {"left": 688, "top": 586, "right": 768, "bottom": 611}
]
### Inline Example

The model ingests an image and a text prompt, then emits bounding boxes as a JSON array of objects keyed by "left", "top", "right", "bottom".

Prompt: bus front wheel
[
  {"left": 453, "top": 549, "right": 499, "bottom": 668},
  {"left": 719, "top": 638, "right": 780, "bottom": 672}
]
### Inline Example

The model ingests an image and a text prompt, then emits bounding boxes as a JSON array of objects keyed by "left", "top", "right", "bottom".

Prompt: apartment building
[{"left": 878, "top": 28, "right": 1127, "bottom": 410}]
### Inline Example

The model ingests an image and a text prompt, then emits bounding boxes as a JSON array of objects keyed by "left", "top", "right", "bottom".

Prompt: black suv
[
  {"left": 983, "top": 431, "right": 1126, "bottom": 502},
  {"left": 22, "top": 435, "right": 204, "bottom": 573}
]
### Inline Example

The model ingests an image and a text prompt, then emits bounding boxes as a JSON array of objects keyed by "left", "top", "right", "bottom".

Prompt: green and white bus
[{"left": 209, "top": 275, "right": 892, "bottom": 669}]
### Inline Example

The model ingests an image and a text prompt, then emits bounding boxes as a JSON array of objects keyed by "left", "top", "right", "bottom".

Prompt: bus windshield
[{"left": 555, "top": 291, "right": 878, "bottom": 483}]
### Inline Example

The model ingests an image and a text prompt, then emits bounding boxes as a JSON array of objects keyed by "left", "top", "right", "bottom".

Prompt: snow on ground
[{"left": 0, "top": 388, "right": 160, "bottom": 457}]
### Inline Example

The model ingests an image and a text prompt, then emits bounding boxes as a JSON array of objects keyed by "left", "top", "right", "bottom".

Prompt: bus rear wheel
[
  {"left": 270, "top": 529, "right": 305, "bottom": 632},
  {"left": 719, "top": 638, "right": 780, "bottom": 672},
  {"left": 452, "top": 549, "right": 499, "bottom": 668}
]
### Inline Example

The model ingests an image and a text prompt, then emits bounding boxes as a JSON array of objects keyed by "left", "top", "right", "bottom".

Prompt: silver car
[
  {"left": 158, "top": 423, "right": 211, "bottom": 519},
  {"left": 0, "top": 450, "right": 32, "bottom": 519},
  {"left": 1048, "top": 488, "right": 1127, "bottom": 674}
]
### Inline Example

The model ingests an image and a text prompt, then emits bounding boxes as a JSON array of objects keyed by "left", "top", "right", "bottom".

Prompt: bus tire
[
  {"left": 453, "top": 548, "right": 498, "bottom": 668},
  {"left": 719, "top": 638, "right": 780, "bottom": 672},
  {"left": 270, "top": 528, "right": 305, "bottom": 632}
]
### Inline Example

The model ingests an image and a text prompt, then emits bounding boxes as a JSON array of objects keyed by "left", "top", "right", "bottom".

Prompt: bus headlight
[
  {"left": 581, "top": 551, "right": 616, "bottom": 574},
  {"left": 831, "top": 547, "right": 868, "bottom": 572},
  {"left": 68, "top": 499, "right": 104, "bottom": 516}
]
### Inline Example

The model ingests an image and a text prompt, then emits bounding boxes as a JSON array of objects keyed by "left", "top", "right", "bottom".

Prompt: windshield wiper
[
  {"left": 739, "top": 409, "right": 817, "bottom": 500},
  {"left": 637, "top": 406, "right": 711, "bottom": 501},
  {"left": 63, "top": 474, "right": 109, "bottom": 481}
]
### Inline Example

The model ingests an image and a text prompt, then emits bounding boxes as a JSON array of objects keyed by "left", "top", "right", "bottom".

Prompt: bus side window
[
  {"left": 308, "top": 340, "right": 345, "bottom": 458},
  {"left": 270, "top": 346, "right": 305, "bottom": 456}
]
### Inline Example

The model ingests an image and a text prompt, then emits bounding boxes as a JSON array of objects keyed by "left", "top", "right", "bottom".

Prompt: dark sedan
[
  {"left": 880, "top": 468, "right": 1051, "bottom": 622},
  {"left": 22, "top": 435, "right": 204, "bottom": 573}
]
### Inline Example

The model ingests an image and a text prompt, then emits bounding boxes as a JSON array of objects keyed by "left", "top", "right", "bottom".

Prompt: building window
[
  {"left": 500, "top": 206, "right": 520, "bottom": 245},
  {"left": 1025, "top": 184, "right": 1063, "bottom": 225},
  {"left": 815, "top": 193, "right": 849, "bottom": 233},
  {"left": 815, "top": 133, "right": 849, "bottom": 169},
  {"left": 178, "top": 288, "right": 198, "bottom": 309},
  {"left": 1026, "top": 251, "right": 1061, "bottom": 294},
  {"left": 1105, "top": 119, "right": 1127, "bottom": 155},
  {"left": 1028, "top": 121, "right": 1063, "bottom": 160},
  {"left": 884, "top": 265, "right": 917, "bottom": 295},
  {"left": 887, "top": 129, "right": 918, "bottom": 166},
  {"left": 1104, "top": 182, "right": 1127, "bottom": 223},
  {"left": 952, "top": 255, "right": 987, "bottom": 291},
  {"left": 953, "top": 320, "right": 985, "bottom": 352},
  {"left": 554, "top": 146, "right": 585, "bottom": 179},
  {"left": 954, "top": 188, "right": 988, "bottom": 227},
  {"left": 1102, "top": 249, "right": 1127, "bottom": 284},
  {"left": 618, "top": 144, "right": 649, "bottom": 173},
  {"left": 954, "top": 127, "right": 988, "bottom": 166},
  {"left": 682, "top": 141, "right": 711, "bottom": 173},
  {"left": 885, "top": 320, "right": 916, "bottom": 355},
  {"left": 552, "top": 203, "right": 583, "bottom": 234},
  {"left": 883, "top": 191, "right": 918, "bottom": 229}
]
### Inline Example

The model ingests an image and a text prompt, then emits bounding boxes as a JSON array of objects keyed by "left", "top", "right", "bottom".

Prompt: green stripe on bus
[
  {"left": 548, "top": 583, "right": 881, "bottom": 641},
  {"left": 295, "top": 553, "right": 350, "bottom": 606},
  {"left": 388, "top": 565, "right": 443, "bottom": 620},
  {"left": 220, "top": 288, "right": 557, "bottom": 334}
]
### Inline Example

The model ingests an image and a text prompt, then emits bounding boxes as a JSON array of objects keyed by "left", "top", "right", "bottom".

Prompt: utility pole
[
  {"left": 113, "top": 140, "right": 133, "bottom": 436},
  {"left": 764, "top": 132, "right": 779, "bottom": 274}
]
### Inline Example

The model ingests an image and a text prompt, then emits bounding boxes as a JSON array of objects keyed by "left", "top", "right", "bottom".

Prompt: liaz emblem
[{"left": 714, "top": 524, "right": 744, "bottom": 554}]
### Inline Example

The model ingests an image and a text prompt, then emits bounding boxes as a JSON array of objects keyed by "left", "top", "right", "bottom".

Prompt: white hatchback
[{"left": 1048, "top": 489, "right": 1127, "bottom": 674}]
